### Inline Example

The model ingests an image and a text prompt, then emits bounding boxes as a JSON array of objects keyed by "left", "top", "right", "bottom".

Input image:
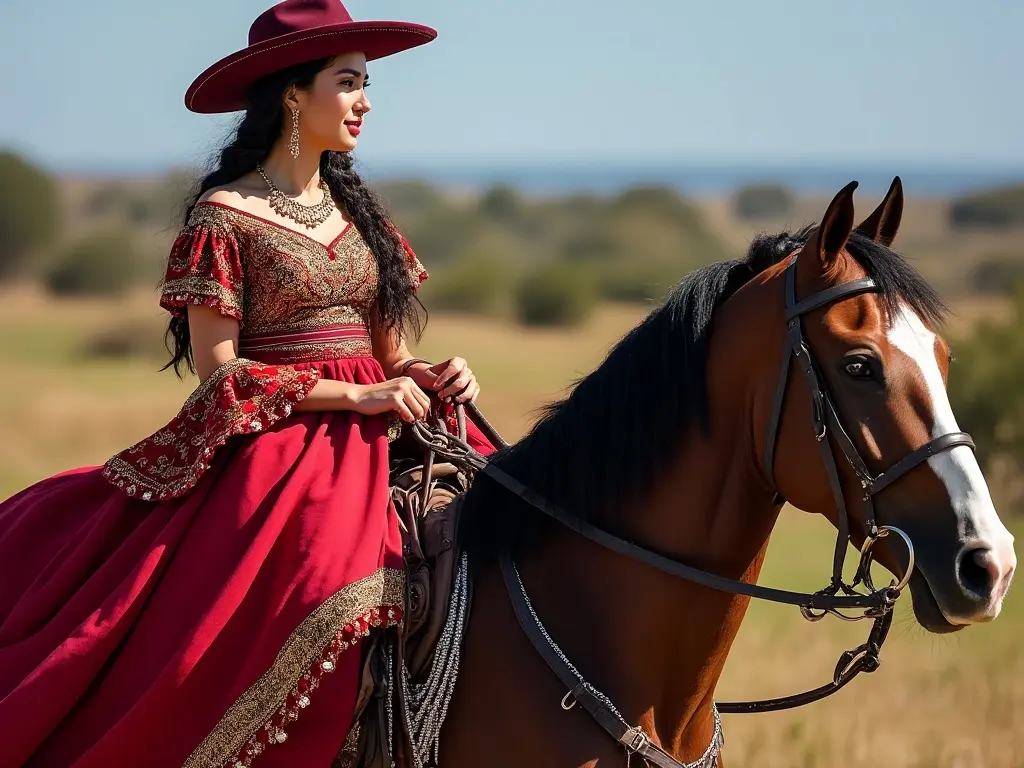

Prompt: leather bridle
[
  {"left": 762, "top": 256, "right": 975, "bottom": 621},
  {"left": 408, "top": 255, "right": 977, "bottom": 765}
]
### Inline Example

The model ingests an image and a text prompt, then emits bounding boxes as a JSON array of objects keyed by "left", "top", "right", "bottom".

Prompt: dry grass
[
  {"left": 718, "top": 510, "right": 1023, "bottom": 768},
  {"left": 0, "top": 287, "right": 1021, "bottom": 767}
]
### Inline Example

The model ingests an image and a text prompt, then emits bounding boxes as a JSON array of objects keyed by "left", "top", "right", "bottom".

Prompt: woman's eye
[{"left": 845, "top": 360, "right": 872, "bottom": 379}]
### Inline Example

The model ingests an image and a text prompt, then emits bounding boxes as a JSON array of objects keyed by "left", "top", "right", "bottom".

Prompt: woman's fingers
[
  {"left": 456, "top": 381, "right": 480, "bottom": 403},
  {"left": 430, "top": 358, "right": 465, "bottom": 390},
  {"left": 396, "top": 377, "right": 427, "bottom": 420},
  {"left": 393, "top": 399, "right": 416, "bottom": 422},
  {"left": 438, "top": 370, "right": 473, "bottom": 400},
  {"left": 412, "top": 385, "right": 432, "bottom": 414}
]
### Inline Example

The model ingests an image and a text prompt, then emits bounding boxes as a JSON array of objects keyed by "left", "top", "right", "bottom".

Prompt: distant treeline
[
  {"left": 381, "top": 179, "right": 730, "bottom": 324},
  {"left": 3, "top": 150, "right": 1024, "bottom": 326}
]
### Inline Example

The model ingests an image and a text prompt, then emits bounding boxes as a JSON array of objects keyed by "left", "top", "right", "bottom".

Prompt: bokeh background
[{"left": 2, "top": 1, "right": 1022, "bottom": 765}]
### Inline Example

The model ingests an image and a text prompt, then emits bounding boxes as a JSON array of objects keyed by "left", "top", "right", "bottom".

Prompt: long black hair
[{"left": 163, "top": 56, "right": 426, "bottom": 377}]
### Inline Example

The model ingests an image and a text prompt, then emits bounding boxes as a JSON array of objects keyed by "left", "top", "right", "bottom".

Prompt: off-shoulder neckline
[{"left": 193, "top": 200, "right": 356, "bottom": 253}]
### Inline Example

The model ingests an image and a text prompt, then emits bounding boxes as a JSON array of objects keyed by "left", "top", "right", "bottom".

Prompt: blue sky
[{"left": 0, "top": 0, "right": 1021, "bottom": 174}]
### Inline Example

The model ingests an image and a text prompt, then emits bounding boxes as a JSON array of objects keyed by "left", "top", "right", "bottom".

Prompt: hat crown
[
  {"left": 249, "top": 0, "right": 354, "bottom": 46},
  {"left": 186, "top": 0, "right": 434, "bottom": 113}
]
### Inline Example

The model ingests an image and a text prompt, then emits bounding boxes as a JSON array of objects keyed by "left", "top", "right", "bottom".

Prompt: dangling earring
[{"left": 289, "top": 109, "right": 300, "bottom": 159}]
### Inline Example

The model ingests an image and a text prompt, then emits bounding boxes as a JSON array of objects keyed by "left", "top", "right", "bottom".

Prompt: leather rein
[{"left": 408, "top": 257, "right": 976, "bottom": 764}]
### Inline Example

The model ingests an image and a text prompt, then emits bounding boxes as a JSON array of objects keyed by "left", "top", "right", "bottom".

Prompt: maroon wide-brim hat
[{"left": 184, "top": 0, "right": 437, "bottom": 114}]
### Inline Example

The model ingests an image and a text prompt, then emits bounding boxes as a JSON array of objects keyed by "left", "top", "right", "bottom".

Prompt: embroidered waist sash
[{"left": 239, "top": 323, "right": 373, "bottom": 365}]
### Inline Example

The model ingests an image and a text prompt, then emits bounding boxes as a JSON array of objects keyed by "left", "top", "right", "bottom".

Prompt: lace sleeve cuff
[
  {"left": 102, "top": 358, "right": 321, "bottom": 501},
  {"left": 160, "top": 278, "right": 244, "bottom": 323}
]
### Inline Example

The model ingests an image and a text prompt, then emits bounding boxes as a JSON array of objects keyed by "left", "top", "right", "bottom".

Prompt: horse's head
[{"left": 764, "top": 178, "right": 1016, "bottom": 634}]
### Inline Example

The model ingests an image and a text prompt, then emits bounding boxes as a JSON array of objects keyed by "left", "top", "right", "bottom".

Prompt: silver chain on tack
[
  {"left": 397, "top": 552, "right": 471, "bottom": 768},
  {"left": 510, "top": 562, "right": 724, "bottom": 768},
  {"left": 385, "top": 643, "right": 396, "bottom": 768}
]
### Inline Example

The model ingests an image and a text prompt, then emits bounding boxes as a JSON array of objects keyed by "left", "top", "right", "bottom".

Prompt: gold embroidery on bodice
[{"left": 190, "top": 202, "right": 379, "bottom": 334}]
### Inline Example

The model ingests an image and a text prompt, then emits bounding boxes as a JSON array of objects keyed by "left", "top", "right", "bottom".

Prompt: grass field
[{"left": 0, "top": 286, "right": 1020, "bottom": 767}]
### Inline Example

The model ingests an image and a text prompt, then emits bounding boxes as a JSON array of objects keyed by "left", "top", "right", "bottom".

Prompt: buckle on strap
[{"left": 623, "top": 726, "right": 651, "bottom": 754}]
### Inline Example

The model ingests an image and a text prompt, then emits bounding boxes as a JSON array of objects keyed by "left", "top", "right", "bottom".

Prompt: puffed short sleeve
[
  {"left": 386, "top": 221, "right": 428, "bottom": 292},
  {"left": 400, "top": 235, "right": 428, "bottom": 292},
  {"left": 159, "top": 204, "right": 245, "bottom": 323}
]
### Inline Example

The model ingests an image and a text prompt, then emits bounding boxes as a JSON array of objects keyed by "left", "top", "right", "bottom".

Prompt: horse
[{"left": 374, "top": 178, "right": 1017, "bottom": 768}]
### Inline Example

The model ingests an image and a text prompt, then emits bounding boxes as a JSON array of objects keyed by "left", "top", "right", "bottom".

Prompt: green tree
[
  {"left": 612, "top": 185, "right": 703, "bottom": 228},
  {"left": 734, "top": 184, "right": 795, "bottom": 220},
  {"left": 0, "top": 151, "right": 61, "bottom": 280},
  {"left": 949, "top": 185, "right": 1024, "bottom": 229},
  {"left": 45, "top": 230, "right": 147, "bottom": 297},
  {"left": 479, "top": 185, "right": 522, "bottom": 221},
  {"left": 969, "top": 253, "right": 1024, "bottom": 296},
  {"left": 947, "top": 287, "right": 1024, "bottom": 511},
  {"left": 421, "top": 254, "right": 513, "bottom": 315},
  {"left": 515, "top": 262, "right": 597, "bottom": 327}
]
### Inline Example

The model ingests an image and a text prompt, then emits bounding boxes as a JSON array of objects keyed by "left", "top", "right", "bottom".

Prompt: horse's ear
[
  {"left": 854, "top": 175, "right": 903, "bottom": 247},
  {"left": 807, "top": 180, "right": 858, "bottom": 267}
]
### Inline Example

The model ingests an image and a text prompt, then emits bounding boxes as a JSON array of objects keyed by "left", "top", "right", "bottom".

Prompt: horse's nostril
[{"left": 956, "top": 546, "right": 995, "bottom": 600}]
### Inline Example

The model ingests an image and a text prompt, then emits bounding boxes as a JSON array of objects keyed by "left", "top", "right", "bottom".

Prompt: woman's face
[{"left": 289, "top": 52, "right": 372, "bottom": 153}]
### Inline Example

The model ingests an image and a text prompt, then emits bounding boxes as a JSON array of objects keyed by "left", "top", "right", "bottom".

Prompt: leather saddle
[{"left": 335, "top": 418, "right": 475, "bottom": 768}]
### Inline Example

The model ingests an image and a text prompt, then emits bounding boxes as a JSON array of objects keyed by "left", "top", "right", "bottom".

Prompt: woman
[{"left": 0, "top": 1, "right": 495, "bottom": 766}]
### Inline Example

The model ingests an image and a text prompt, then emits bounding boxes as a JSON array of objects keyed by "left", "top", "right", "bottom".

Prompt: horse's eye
[{"left": 844, "top": 359, "right": 873, "bottom": 379}]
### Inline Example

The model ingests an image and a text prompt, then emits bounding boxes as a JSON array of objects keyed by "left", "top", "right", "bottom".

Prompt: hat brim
[{"left": 185, "top": 20, "right": 437, "bottom": 114}]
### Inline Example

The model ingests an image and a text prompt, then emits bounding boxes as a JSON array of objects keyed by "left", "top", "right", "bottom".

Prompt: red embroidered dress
[{"left": 0, "top": 202, "right": 492, "bottom": 768}]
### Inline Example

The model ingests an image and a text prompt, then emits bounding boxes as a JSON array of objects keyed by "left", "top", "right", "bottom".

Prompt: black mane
[{"left": 460, "top": 228, "right": 948, "bottom": 562}]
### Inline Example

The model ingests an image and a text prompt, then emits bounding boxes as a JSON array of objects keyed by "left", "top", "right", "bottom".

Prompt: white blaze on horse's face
[{"left": 887, "top": 303, "right": 1017, "bottom": 624}]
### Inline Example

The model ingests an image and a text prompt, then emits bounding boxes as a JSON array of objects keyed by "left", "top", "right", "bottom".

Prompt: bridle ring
[{"left": 859, "top": 525, "right": 915, "bottom": 593}]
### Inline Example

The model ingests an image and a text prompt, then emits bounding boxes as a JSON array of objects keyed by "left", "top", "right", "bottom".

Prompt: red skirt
[{"left": 0, "top": 353, "right": 493, "bottom": 768}]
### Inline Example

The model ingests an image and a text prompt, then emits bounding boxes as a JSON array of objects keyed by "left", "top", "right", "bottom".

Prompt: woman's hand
[
  {"left": 348, "top": 378, "right": 432, "bottom": 422},
  {"left": 407, "top": 357, "right": 480, "bottom": 403}
]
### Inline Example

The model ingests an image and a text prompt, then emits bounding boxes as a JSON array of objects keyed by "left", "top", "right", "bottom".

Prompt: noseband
[{"left": 408, "top": 256, "right": 978, "bottom": 766}]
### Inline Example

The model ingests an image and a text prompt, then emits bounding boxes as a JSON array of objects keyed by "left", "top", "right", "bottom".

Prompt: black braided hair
[{"left": 163, "top": 57, "right": 425, "bottom": 377}]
